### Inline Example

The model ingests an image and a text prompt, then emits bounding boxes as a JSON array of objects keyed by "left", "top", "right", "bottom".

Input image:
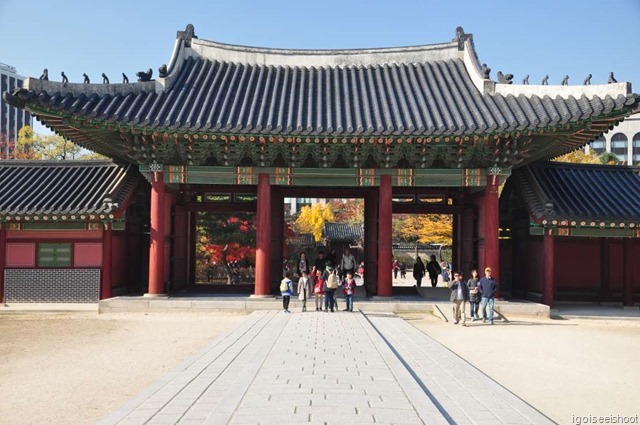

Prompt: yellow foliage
[
  {"left": 397, "top": 214, "right": 453, "bottom": 246},
  {"left": 554, "top": 149, "right": 600, "bottom": 164},
  {"left": 295, "top": 203, "right": 334, "bottom": 242}
]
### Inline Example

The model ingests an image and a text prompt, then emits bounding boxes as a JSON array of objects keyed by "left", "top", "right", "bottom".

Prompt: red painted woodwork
[
  {"left": 148, "top": 171, "right": 166, "bottom": 295},
  {"left": 606, "top": 240, "right": 624, "bottom": 290},
  {"left": 101, "top": 227, "right": 113, "bottom": 299},
  {"left": 460, "top": 208, "right": 475, "bottom": 277},
  {"left": 6, "top": 243, "right": 36, "bottom": 267},
  {"left": 254, "top": 173, "right": 271, "bottom": 296},
  {"left": 543, "top": 230, "right": 554, "bottom": 307},
  {"left": 74, "top": 243, "right": 103, "bottom": 267},
  {"left": 555, "top": 239, "right": 600, "bottom": 289},
  {"left": 270, "top": 189, "right": 284, "bottom": 291},
  {"left": 623, "top": 238, "right": 633, "bottom": 306},
  {"left": 484, "top": 175, "right": 500, "bottom": 297},
  {"left": 0, "top": 225, "right": 5, "bottom": 303},
  {"left": 377, "top": 175, "right": 392, "bottom": 297},
  {"left": 364, "top": 189, "right": 378, "bottom": 297},
  {"left": 7, "top": 230, "right": 103, "bottom": 239}
]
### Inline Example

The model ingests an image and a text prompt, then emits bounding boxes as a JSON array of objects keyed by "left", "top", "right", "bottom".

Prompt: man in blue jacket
[{"left": 478, "top": 267, "right": 498, "bottom": 324}]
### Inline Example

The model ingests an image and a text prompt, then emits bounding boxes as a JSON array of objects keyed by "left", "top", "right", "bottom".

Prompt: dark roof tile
[
  {"left": 505, "top": 162, "right": 640, "bottom": 224},
  {"left": 0, "top": 161, "right": 141, "bottom": 216}
]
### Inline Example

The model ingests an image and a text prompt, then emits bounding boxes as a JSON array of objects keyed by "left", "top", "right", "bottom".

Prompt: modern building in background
[
  {"left": 0, "top": 63, "right": 32, "bottom": 158},
  {"left": 587, "top": 112, "right": 640, "bottom": 164}
]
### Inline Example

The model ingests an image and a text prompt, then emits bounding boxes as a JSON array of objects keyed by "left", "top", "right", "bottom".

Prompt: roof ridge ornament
[
  {"left": 453, "top": 26, "right": 471, "bottom": 50},
  {"left": 39, "top": 68, "right": 48, "bottom": 80},
  {"left": 177, "top": 24, "right": 197, "bottom": 47},
  {"left": 83, "top": 73, "right": 90, "bottom": 84},
  {"left": 608, "top": 72, "right": 617, "bottom": 84},
  {"left": 522, "top": 75, "right": 529, "bottom": 85},
  {"left": 481, "top": 64, "right": 491, "bottom": 79},
  {"left": 561, "top": 75, "right": 569, "bottom": 86},
  {"left": 102, "top": 73, "right": 110, "bottom": 84},
  {"left": 497, "top": 71, "right": 513, "bottom": 85},
  {"left": 136, "top": 68, "right": 153, "bottom": 82},
  {"left": 583, "top": 74, "right": 592, "bottom": 85},
  {"left": 541, "top": 75, "right": 549, "bottom": 85},
  {"left": 61, "top": 71, "right": 68, "bottom": 84}
]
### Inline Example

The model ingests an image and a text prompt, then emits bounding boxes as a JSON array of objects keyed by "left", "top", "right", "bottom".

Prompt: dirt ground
[
  {"left": 0, "top": 312, "right": 245, "bottom": 425},
  {"left": 402, "top": 313, "right": 640, "bottom": 424}
]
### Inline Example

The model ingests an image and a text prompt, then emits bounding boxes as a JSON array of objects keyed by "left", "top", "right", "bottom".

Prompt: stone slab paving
[
  {"left": 366, "top": 313, "right": 554, "bottom": 425},
  {"left": 99, "top": 310, "right": 555, "bottom": 425}
]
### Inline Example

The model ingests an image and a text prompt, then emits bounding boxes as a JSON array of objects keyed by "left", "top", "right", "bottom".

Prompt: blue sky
[{"left": 1, "top": 0, "right": 638, "bottom": 134}]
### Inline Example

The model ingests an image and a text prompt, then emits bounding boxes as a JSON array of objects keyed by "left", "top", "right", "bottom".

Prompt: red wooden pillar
[
  {"left": 100, "top": 225, "right": 113, "bottom": 299},
  {"left": 147, "top": 171, "right": 166, "bottom": 296},
  {"left": 0, "top": 224, "right": 6, "bottom": 304},
  {"left": 484, "top": 175, "right": 500, "bottom": 297},
  {"left": 543, "top": 230, "right": 555, "bottom": 307},
  {"left": 254, "top": 173, "right": 271, "bottom": 296},
  {"left": 623, "top": 238, "right": 634, "bottom": 307},
  {"left": 377, "top": 175, "right": 393, "bottom": 297}
]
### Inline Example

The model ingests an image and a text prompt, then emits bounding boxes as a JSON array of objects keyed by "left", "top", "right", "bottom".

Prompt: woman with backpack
[
  {"left": 322, "top": 264, "right": 338, "bottom": 312},
  {"left": 280, "top": 271, "right": 294, "bottom": 313}
]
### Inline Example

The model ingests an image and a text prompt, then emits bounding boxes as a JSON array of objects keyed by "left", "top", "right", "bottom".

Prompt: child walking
[
  {"left": 280, "top": 271, "right": 293, "bottom": 313},
  {"left": 342, "top": 271, "right": 356, "bottom": 312},
  {"left": 297, "top": 270, "right": 312, "bottom": 312},
  {"left": 312, "top": 268, "right": 324, "bottom": 311}
]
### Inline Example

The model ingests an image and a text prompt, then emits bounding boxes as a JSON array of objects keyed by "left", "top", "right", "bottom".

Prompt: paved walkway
[{"left": 99, "top": 311, "right": 554, "bottom": 425}]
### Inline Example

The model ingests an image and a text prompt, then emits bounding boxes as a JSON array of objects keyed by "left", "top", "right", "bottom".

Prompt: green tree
[{"left": 599, "top": 152, "right": 620, "bottom": 165}]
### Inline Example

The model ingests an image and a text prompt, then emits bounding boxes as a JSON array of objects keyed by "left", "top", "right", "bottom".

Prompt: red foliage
[{"left": 204, "top": 243, "right": 256, "bottom": 264}]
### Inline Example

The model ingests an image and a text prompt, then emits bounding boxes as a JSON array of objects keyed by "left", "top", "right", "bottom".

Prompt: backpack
[
  {"left": 280, "top": 279, "right": 289, "bottom": 292},
  {"left": 441, "top": 269, "right": 450, "bottom": 282},
  {"left": 327, "top": 272, "right": 338, "bottom": 289}
]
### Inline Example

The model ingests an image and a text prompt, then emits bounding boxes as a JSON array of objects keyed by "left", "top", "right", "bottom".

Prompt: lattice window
[{"left": 38, "top": 243, "right": 72, "bottom": 268}]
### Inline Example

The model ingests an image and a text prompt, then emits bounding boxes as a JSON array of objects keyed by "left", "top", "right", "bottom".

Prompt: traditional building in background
[
  {"left": 0, "top": 63, "right": 32, "bottom": 158},
  {"left": 587, "top": 112, "right": 640, "bottom": 164},
  {"left": 0, "top": 161, "right": 148, "bottom": 303},
  {"left": 2, "top": 25, "right": 639, "bottom": 304}
]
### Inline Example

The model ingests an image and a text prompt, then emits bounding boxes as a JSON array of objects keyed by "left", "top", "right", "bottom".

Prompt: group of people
[
  {"left": 411, "top": 255, "right": 452, "bottom": 287},
  {"left": 280, "top": 249, "right": 361, "bottom": 313},
  {"left": 447, "top": 267, "right": 499, "bottom": 325}
]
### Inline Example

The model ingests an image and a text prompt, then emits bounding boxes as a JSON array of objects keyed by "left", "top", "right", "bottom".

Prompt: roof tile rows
[
  {"left": 323, "top": 222, "right": 364, "bottom": 242},
  {"left": 0, "top": 161, "right": 140, "bottom": 216},
  {"left": 507, "top": 162, "right": 640, "bottom": 224},
  {"left": 11, "top": 57, "right": 637, "bottom": 137}
]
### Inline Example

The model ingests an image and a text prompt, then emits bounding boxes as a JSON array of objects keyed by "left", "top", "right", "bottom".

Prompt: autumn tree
[
  {"left": 599, "top": 152, "right": 620, "bottom": 165},
  {"left": 14, "top": 126, "right": 106, "bottom": 160},
  {"left": 328, "top": 199, "right": 364, "bottom": 223},
  {"left": 295, "top": 202, "right": 335, "bottom": 242},
  {"left": 393, "top": 214, "right": 453, "bottom": 246},
  {"left": 554, "top": 149, "right": 600, "bottom": 164}
]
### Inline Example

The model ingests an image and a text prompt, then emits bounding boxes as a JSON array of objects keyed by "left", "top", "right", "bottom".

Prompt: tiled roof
[
  {"left": 5, "top": 27, "right": 637, "bottom": 138},
  {"left": 505, "top": 161, "right": 640, "bottom": 224},
  {"left": 323, "top": 222, "right": 364, "bottom": 242},
  {"left": 0, "top": 161, "right": 140, "bottom": 217}
]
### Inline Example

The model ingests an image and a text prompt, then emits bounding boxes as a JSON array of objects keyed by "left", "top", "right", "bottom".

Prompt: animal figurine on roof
[
  {"left": 158, "top": 64, "right": 168, "bottom": 78},
  {"left": 481, "top": 64, "right": 491, "bottom": 79},
  {"left": 136, "top": 68, "right": 153, "bottom": 82},
  {"left": 608, "top": 72, "right": 617, "bottom": 84},
  {"left": 39, "top": 69, "right": 48, "bottom": 80},
  {"left": 122, "top": 73, "right": 129, "bottom": 84},
  {"left": 83, "top": 73, "right": 90, "bottom": 84},
  {"left": 61, "top": 72, "right": 68, "bottom": 84},
  {"left": 583, "top": 74, "right": 592, "bottom": 85},
  {"left": 522, "top": 75, "right": 529, "bottom": 85},
  {"left": 496, "top": 71, "right": 513, "bottom": 84},
  {"left": 102, "top": 73, "right": 109, "bottom": 84},
  {"left": 561, "top": 75, "right": 569, "bottom": 86},
  {"left": 541, "top": 75, "right": 549, "bottom": 85}
]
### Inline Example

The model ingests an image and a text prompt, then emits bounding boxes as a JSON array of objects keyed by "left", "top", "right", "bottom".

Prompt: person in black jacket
[
  {"left": 426, "top": 255, "right": 442, "bottom": 287},
  {"left": 413, "top": 257, "right": 426, "bottom": 287}
]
